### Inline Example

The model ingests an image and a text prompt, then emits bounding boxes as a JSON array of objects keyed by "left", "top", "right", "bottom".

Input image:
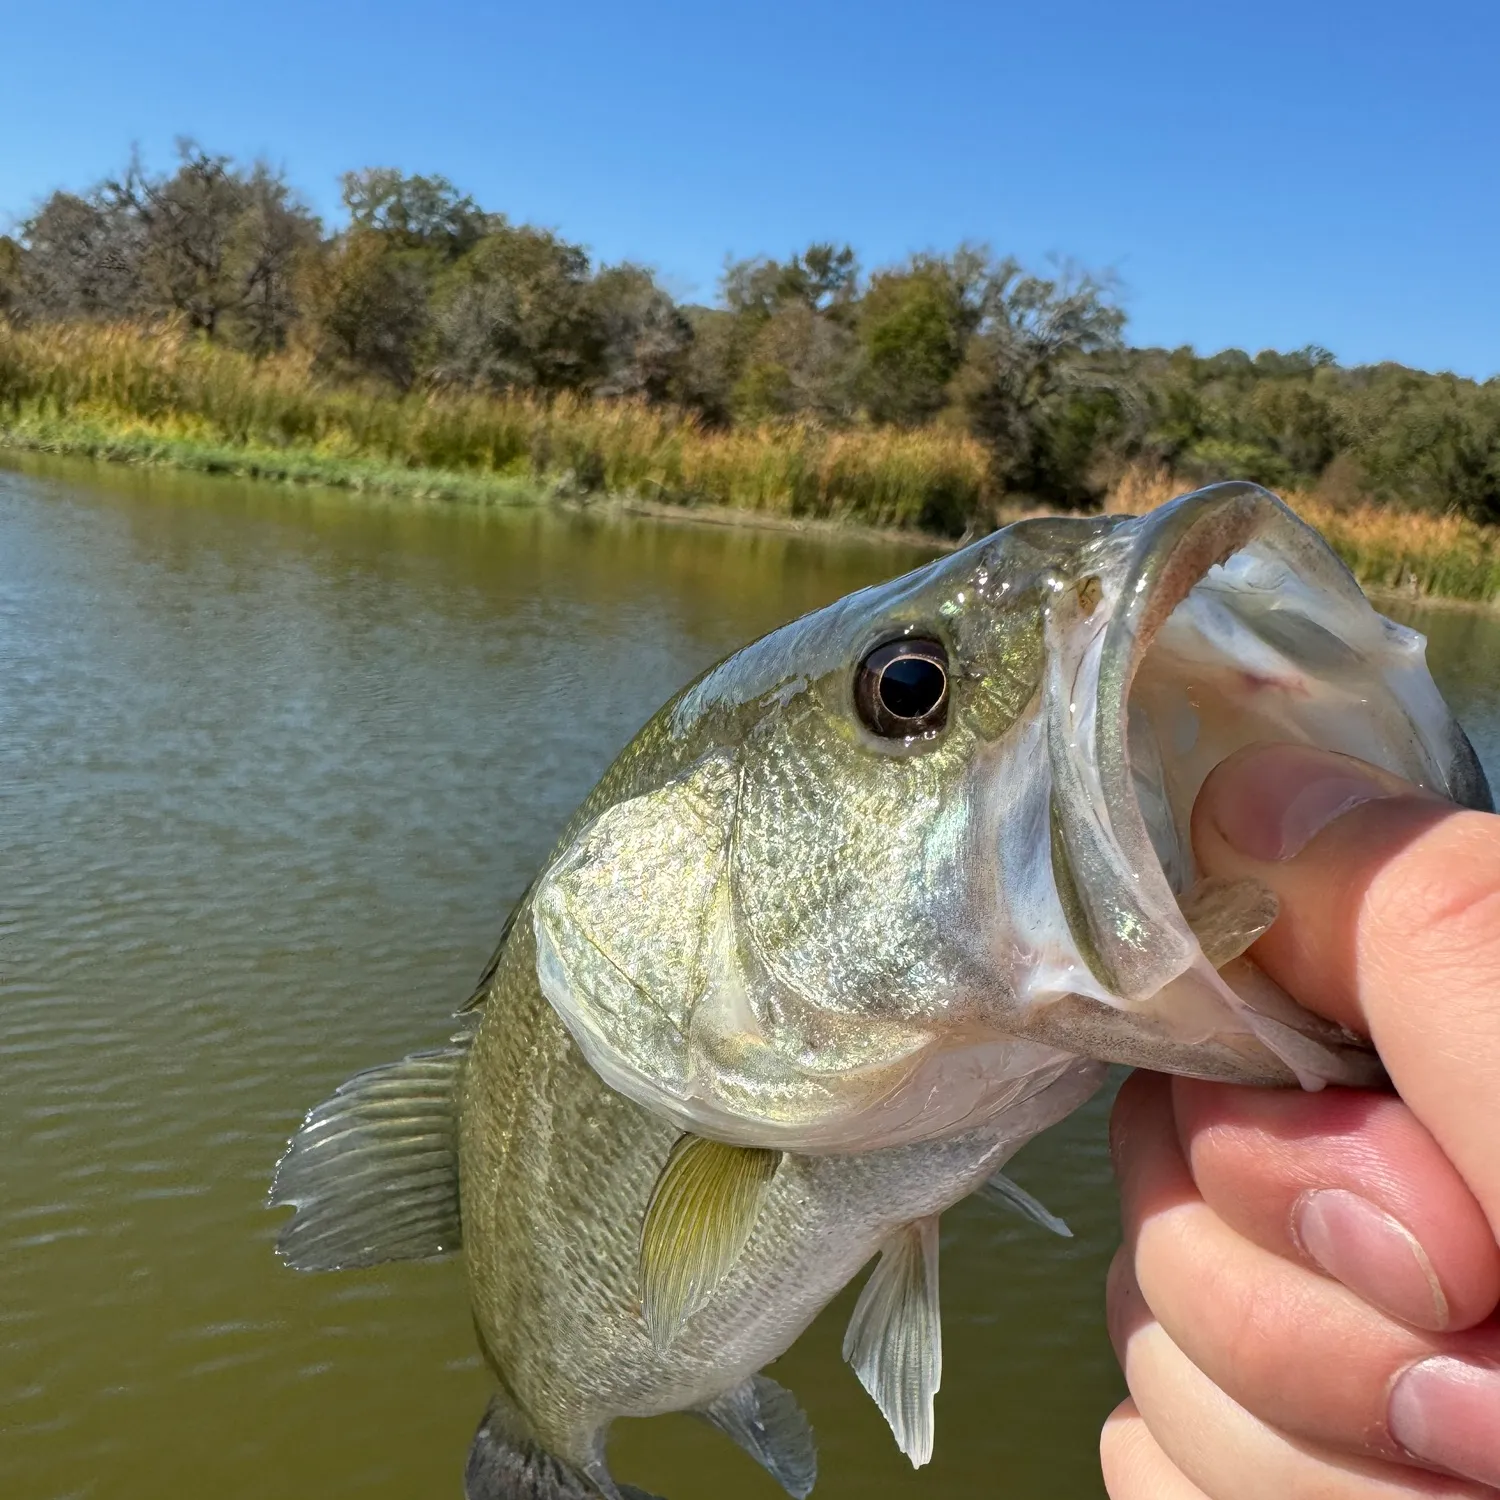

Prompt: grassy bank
[
  {"left": 3, "top": 323, "right": 1499, "bottom": 603},
  {"left": 0, "top": 323, "right": 991, "bottom": 534}
]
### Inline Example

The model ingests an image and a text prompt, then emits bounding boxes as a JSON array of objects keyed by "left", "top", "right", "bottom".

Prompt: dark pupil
[{"left": 878, "top": 656, "right": 946, "bottom": 719}]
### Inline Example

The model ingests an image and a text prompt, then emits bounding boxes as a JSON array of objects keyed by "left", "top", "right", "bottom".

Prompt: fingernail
[
  {"left": 1389, "top": 1356, "right": 1500, "bottom": 1488},
  {"left": 1210, "top": 745, "right": 1391, "bottom": 861},
  {"left": 1293, "top": 1189, "right": 1449, "bottom": 1331}
]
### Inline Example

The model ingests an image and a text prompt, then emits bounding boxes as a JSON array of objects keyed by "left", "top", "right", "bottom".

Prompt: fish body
[
  {"left": 459, "top": 943, "right": 1103, "bottom": 1487},
  {"left": 271, "top": 483, "right": 1491, "bottom": 1500}
]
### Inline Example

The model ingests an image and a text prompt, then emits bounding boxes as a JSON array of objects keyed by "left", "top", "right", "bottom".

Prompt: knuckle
[
  {"left": 1361, "top": 813, "right": 1500, "bottom": 974},
  {"left": 1361, "top": 814, "right": 1500, "bottom": 1055},
  {"left": 1136, "top": 1208, "right": 1279, "bottom": 1387},
  {"left": 1098, "top": 1405, "right": 1153, "bottom": 1500}
]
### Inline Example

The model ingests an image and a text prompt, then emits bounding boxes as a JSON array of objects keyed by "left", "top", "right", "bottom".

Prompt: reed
[{"left": 0, "top": 322, "right": 992, "bottom": 535}]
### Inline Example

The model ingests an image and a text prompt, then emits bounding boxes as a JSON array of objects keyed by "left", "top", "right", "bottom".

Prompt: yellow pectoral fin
[{"left": 638, "top": 1134, "right": 782, "bottom": 1349}]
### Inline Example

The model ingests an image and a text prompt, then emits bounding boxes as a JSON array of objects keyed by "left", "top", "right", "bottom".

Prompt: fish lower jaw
[{"left": 641, "top": 1041, "right": 1100, "bottom": 1156}]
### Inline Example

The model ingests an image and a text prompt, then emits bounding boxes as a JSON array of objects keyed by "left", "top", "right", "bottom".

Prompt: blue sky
[{"left": 2, "top": 0, "right": 1496, "bottom": 376}]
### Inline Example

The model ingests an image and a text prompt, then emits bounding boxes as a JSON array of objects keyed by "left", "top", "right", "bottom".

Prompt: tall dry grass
[
  {"left": 1108, "top": 462, "right": 1500, "bottom": 604},
  {"left": 3, "top": 324, "right": 1496, "bottom": 601},
  {"left": 0, "top": 322, "right": 993, "bottom": 535}
]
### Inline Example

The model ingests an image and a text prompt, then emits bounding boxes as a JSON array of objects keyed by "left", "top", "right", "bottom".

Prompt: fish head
[{"left": 532, "top": 482, "right": 1491, "bottom": 1150}]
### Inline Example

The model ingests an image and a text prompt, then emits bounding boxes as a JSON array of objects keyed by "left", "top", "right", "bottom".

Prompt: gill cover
[{"left": 532, "top": 751, "right": 955, "bottom": 1147}]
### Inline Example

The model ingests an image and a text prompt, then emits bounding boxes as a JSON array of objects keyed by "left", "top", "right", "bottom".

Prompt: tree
[
  {"left": 0, "top": 236, "right": 21, "bottom": 321},
  {"left": 303, "top": 230, "right": 431, "bottom": 387},
  {"left": 95, "top": 141, "right": 320, "bottom": 347},
  {"left": 226, "top": 165, "right": 322, "bottom": 354},
  {"left": 15, "top": 189, "right": 143, "bottom": 320},
  {"left": 430, "top": 224, "right": 600, "bottom": 393},
  {"left": 722, "top": 242, "right": 860, "bottom": 321},
  {"left": 954, "top": 255, "right": 1129, "bottom": 503},
  {"left": 106, "top": 143, "right": 245, "bottom": 337},
  {"left": 588, "top": 264, "right": 692, "bottom": 401},
  {"left": 857, "top": 254, "right": 982, "bottom": 425},
  {"left": 1248, "top": 378, "right": 1343, "bottom": 484},
  {"left": 1350, "top": 373, "right": 1500, "bottom": 524},
  {"left": 715, "top": 244, "right": 863, "bottom": 423},
  {"left": 300, "top": 170, "right": 497, "bottom": 386},
  {"left": 340, "top": 169, "right": 492, "bottom": 258},
  {"left": 731, "top": 303, "right": 858, "bottom": 423},
  {"left": 676, "top": 305, "right": 741, "bottom": 425}
]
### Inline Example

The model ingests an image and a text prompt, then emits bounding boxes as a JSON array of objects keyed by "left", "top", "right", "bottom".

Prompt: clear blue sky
[{"left": 3, "top": 0, "right": 1496, "bottom": 376}]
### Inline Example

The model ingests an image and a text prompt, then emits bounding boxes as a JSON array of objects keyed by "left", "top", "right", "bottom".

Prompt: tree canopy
[{"left": 4, "top": 143, "right": 1497, "bottom": 522}]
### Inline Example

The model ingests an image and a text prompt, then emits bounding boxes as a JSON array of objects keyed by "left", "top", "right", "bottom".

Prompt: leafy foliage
[{"left": 5, "top": 142, "right": 1500, "bottom": 526}]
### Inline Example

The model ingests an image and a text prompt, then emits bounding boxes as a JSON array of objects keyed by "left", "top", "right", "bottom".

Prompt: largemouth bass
[{"left": 270, "top": 482, "right": 1490, "bottom": 1500}]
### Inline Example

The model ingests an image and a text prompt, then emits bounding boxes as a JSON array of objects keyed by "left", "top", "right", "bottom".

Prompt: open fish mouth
[{"left": 1032, "top": 481, "right": 1492, "bottom": 1089}]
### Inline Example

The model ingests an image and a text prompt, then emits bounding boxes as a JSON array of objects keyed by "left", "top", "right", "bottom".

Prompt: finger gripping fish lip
[{"left": 1026, "top": 481, "right": 1464, "bottom": 1089}]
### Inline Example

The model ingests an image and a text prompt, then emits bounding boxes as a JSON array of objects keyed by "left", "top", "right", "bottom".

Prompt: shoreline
[
  {"left": 3, "top": 415, "right": 1498, "bottom": 615},
  {"left": 0, "top": 417, "right": 969, "bottom": 551}
]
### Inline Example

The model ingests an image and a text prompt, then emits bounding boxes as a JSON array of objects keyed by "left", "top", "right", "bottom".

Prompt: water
[{"left": 2, "top": 456, "right": 1496, "bottom": 1500}]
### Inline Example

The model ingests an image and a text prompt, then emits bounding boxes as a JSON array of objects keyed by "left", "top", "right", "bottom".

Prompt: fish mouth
[{"left": 1035, "top": 481, "right": 1491, "bottom": 1089}]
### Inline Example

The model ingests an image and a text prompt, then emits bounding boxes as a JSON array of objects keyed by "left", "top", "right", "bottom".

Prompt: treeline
[{"left": 3, "top": 141, "right": 1498, "bottom": 524}]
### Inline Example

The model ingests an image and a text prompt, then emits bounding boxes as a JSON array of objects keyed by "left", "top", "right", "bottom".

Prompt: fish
[{"left": 269, "top": 481, "right": 1491, "bottom": 1500}]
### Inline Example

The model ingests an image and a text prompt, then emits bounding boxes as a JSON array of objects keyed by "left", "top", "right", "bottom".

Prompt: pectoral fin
[
  {"left": 639, "top": 1135, "right": 782, "bottom": 1348},
  {"left": 1179, "top": 876, "right": 1279, "bottom": 968},
  {"left": 974, "top": 1171, "right": 1072, "bottom": 1238},
  {"left": 842, "top": 1216, "right": 942, "bottom": 1468},
  {"left": 698, "top": 1373, "right": 817, "bottom": 1499}
]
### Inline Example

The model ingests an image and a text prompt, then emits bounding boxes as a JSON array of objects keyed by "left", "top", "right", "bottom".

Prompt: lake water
[{"left": 3, "top": 456, "right": 1497, "bottom": 1500}]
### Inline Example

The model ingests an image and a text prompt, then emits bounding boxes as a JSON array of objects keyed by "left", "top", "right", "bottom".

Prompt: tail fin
[{"left": 465, "top": 1395, "right": 664, "bottom": 1500}]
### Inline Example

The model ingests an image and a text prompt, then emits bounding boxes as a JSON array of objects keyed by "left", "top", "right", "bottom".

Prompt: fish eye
[{"left": 854, "top": 638, "right": 950, "bottom": 738}]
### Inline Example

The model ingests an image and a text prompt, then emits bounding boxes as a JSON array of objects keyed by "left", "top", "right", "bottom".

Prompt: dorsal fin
[
  {"left": 638, "top": 1135, "right": 782, "bottom": 1349},
  {"left": 842, "top": 1216, "right": 942, "bottom": 1468},
  {"left": 269, "top": 1033, "right": 470, "bottom": 1271},
  {"left": 698, "top": 1373, "right": 817, "bottom": 1499},
  {"left": 462, "top": 878, "right": 537, "bottom": 1012},
  {"left": 973, "top": 1171, "right": 1072, "bottom": 1237}
]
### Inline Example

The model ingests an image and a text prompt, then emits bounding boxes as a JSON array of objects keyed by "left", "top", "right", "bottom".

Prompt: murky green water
[{"left": 3, "top": 456, "right": 1496, "bottom": 1500}]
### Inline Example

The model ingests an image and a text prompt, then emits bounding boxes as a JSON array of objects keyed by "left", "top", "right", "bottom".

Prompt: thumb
[{"left": 1191, "top": 741, "right": 1500, "bottom": 1237}]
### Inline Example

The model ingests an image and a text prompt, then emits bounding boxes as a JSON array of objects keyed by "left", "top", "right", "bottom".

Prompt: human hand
[{"left": 1102, "top": 741, "right": 1500, "bottom": 1497}]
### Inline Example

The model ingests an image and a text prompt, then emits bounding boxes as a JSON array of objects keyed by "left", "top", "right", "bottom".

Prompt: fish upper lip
[{"left": 1091, "top": 480, "right": 1370, "bottom": 977}]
